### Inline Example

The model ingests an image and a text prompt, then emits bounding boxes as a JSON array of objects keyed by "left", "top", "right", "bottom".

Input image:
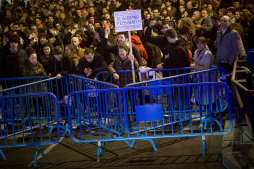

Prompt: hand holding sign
[{"left": 130, "top": 54, "right": 134, "bottom": 60}]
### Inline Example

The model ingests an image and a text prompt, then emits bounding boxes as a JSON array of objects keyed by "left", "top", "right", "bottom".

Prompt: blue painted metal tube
[
  {"left": 66, "top": 82, "right": 232, "bottom": 145},
  {"left": 0, "top": 93, "right": 60, "bottom": 149},
  {"left": 94, "top": 68, "right": 194, "bottom": 85}
]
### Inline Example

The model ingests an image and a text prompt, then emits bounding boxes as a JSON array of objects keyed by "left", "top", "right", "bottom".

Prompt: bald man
[
  {"left": 71, "top": 37, "right": 85, "bottom": 58},
  {"left": 215, "top": 16, "right": 243, "bottom": 88}
]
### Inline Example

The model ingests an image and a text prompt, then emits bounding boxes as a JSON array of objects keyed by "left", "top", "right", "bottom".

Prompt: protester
[
  {"left": 0, "top": 0, "right": 252, "bottom": 90},
  {"left": 75, "top": 48, "right": 108, "bottom": 78}
]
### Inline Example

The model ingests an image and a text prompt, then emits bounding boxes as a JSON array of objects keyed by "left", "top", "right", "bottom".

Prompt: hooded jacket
[{"left": 131, "top": 35, "right": 148, "bottom": 61}]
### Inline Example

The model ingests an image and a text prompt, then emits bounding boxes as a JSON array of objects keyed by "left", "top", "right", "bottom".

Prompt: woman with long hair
[
  {"left": 240, "top": 9, "right": 252, "bottom": 34},
  {"left": 65, "top": 44, "right": 80, "bottom": 72},
  {"left": 38, "top": 43, "right": 54, "bottom": 74},
  {"left": 177, "top": 18, "right": 196, "bottom": 52},
  {"left": 161, "top": 8, "right": 170, "bottom": 19}
]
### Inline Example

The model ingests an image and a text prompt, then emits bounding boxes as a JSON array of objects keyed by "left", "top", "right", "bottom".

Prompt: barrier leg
[
  {"left": 125, "top": 135, "right": 157, "bottom": 151},
  {"left": 50, "top": 125, "right": 70, "bottom": 136},
  {"left": 201, "top": 118, "right": 223, "bottom": 132},
  {"left": 34, "top": 145, "right": 44, "bottom": 166},
  {"left": 0, "top": 149, "right": 6, "bottom": 160},
  {"left": 140, "top": 133, "right": 157, "bottom": 151},
  {"left": 202, "top": 135, "right": 207, "bottom": 157},
  {"left": 124, "top": 140, "right": 135, "bottom": 148},
  {"left": 97, "top": 141, "right": 104, "bottom": 162},
  {"left": 59, "top": 126, "right": 70, "bottom": 136}
]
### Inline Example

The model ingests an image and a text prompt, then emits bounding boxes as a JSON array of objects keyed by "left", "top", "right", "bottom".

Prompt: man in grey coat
[
  {"left": 195, "top": 9, "right": 213, "bottom": 39},
  {"left": 215, "top": 16, "right": 242, "bottom": 88}
]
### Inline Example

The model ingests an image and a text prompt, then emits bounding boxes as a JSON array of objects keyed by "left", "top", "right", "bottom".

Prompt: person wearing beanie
[{"left": 0, "top": 35, "right": 28, "bottom": 79}]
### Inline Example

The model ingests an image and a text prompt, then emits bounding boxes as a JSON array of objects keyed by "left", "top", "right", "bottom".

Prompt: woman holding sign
[
  {"left": 108, "top": 43, "right": 142, "bottom": 114},
  {"left": 103, "top": 27, "right": 144, "bottom": 68},
  {"left": 108, "top": 44, "right": 137, "bottom": 87}
]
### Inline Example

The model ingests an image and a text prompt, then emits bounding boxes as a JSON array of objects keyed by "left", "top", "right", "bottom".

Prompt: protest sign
[{"left": 114, "top": 10, "right": 142, "bottom": 32}]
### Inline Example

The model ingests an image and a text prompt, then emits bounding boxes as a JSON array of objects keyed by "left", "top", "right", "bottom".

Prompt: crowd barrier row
[
  {"left": 66, "top": 82, "right": 232, "bottom": 162},
  {"left": 0, "top": 67, "right": 232, "bottom": 166}
]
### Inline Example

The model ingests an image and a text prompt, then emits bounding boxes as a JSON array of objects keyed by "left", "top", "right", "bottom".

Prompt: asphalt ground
[{"left": 0, "top": 120, "right": 226, "bottom": 169}]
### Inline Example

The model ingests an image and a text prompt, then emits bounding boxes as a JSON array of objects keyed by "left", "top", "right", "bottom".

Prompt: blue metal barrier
[
  {"left": 64, "top": 75, "right": 119, "bottom": 130},
  {"left": 0, "top": 92, "right": 60, "bottom": 166},
  {"left": 0, "top": 69, "right": 231, "bottom": 165},
  {"left": 126, "top": 68, "right": 225, "bottom": 87},
  {"left": 0, "top": 76, "right": 49, "bottom": 91},
  {"left": 0, "top": 75, "right": 118, "bottom": 165},
  {"left": 126, "top": 68, "right": 228, "bottom": 116},
  {"left": 67, "top": 82, "right": 232, "bottom": 161},
  {"left": 95, "top": 68, "right": 194, "bottom": 86}
]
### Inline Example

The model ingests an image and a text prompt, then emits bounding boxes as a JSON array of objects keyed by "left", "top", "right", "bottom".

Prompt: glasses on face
[{"left": 162, "top": 27, "right": 169, "bottom": 29}]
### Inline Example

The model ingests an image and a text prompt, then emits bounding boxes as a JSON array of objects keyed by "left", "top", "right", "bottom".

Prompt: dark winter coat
[
  {"left": 47, "top": 55, "right": 72, "bottom": 76},
  {"left": 143, "top": 41, "right": 162, "bottom": 68},
  {"left": 0, "top": 46, "right": 28, "bottom": 78},
  {"left": 75, "top": 52, "right": 108, "bottom": 78},
  {"left": 96, "top": 38, "right": 115, "bottom": 65},
  {"left": 23, "top": 60, "right": 47, "bottom": 93},
  {"left": 196, "top": 16, "right": 213, "bottom": 38},
  {"left": 162, "top": 40, "right": 189, "bottom": 70},
  {"left": 108, "top": 54, "right": 137, "bottom": 87}
]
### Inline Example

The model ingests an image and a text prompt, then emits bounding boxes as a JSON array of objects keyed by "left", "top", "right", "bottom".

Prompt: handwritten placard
[{"left": 114, "top": 10, "right": 142, "bottom": 32}]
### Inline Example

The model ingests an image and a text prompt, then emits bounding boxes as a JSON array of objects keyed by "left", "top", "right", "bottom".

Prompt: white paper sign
[{"left": 114, "top": 10, "right": 142, "bottom": 32}]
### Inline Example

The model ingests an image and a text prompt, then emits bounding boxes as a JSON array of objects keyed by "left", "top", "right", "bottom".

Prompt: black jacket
[
  {"left": 47, "top": 55, "right": 72, "bottom": 76},
  {"left": 116, "top": 4, "right": 126, "bottom": 11},
  {"left": 75, "top": 52, "right": 108, "bottom": 78},
  {"left": 162, "top": 40, "right": 188, "bottom": 69},
  {"left": 145, "top": 26, "right": 172, "bottom": 58},
  {"left": 143, "top": 41, "right": 161, "bottom": 68},
  {"left": 96, "top": 39, "right": 115, "bottom": 65},
  {"left": 0, "top": 46, "right": 28, "bottom": 78},
  {"left": 101, "top": 38, "right": 143, "bottom": 66}
]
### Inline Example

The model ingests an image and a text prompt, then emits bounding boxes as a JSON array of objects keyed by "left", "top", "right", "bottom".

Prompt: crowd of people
[{"left": 0, "top": 0, "right": 253, "bottom": 88}]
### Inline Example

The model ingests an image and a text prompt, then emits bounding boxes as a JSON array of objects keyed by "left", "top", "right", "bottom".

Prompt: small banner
[{"left": 114, "top": 10, "right": 143, "bottom": 32}]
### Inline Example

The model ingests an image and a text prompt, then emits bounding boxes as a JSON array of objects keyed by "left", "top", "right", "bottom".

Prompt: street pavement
[{"left": 0, "top": 120, "right": 226, "bottom": 169}]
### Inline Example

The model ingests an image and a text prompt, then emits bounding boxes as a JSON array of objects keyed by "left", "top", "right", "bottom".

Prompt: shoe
[
  {"left": 7, "top": 123, "right": 13, "bottom": 130},
  {"left": 72, "top": 119, "right": 78, "bottom": 129},
  {"left": 24, "top": 121, "right": 30, "bottom": 130},
  {"left": 63, "top": 121, "right": 69, "bottom": 127},
  {"left": 60, "top": 119, "right": 66, "bottom": 126}
]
